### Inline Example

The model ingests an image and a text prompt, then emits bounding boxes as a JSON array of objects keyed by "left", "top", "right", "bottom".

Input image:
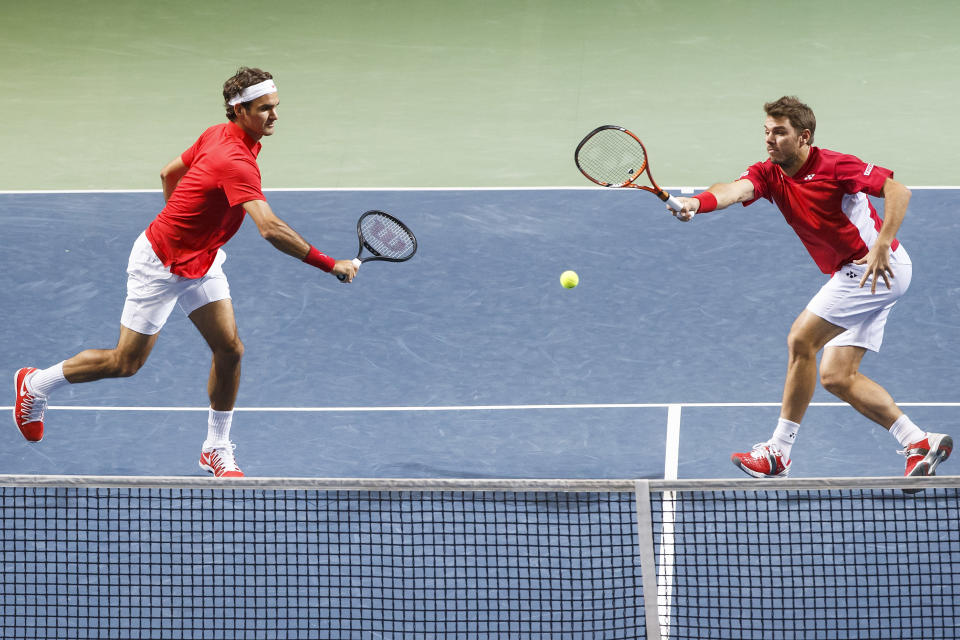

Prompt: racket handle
[
  {"left": 336, "top": 258, "right": 362, "bottom": 282},
  {"left": 665, "top": 194, "right": 684, "bottom": 212}
]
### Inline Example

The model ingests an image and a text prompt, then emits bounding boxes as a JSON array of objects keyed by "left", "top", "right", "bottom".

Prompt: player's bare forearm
[
  {"left": 876, "top": 178, "right": 911, "bottom": 246},
  {"left": 242, "top": 199, "right": 311, "bottom": 258},
  {"left": 854, "top": 178, "right": 910, "bottom": 293},
  {"left": 263, "top": 219, "right": 312, "bottom": 258},
  {"left": 160, "top": 156, "right": 189, "bottom": 203}
]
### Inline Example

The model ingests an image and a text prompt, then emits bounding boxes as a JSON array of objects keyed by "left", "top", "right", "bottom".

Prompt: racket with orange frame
[{"left": 574, "top": 125, "right": 683, "bottom": 212}]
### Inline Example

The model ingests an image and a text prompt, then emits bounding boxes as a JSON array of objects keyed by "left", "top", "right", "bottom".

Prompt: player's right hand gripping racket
[
  {"left": 337, "top": 210, "right": 418, "bottom": 281},
  {"left": 574, "top": 125, "right": 683, "bottom": 212}
]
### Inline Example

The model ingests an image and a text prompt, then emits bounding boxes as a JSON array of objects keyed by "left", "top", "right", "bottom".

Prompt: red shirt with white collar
[
  {"left": 146, "top": 122, "right": 265, "bottom": 278},
  {"left": 739, "top": 147, "right": 898, "bottom": 274}
]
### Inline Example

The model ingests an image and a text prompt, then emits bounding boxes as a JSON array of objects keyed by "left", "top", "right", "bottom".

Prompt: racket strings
[
  {"left": 360, "top": 214, "right": 416, "bottom": 259},
  {"left": 577, "top": 129, "right": 647, "bottom": 187}
]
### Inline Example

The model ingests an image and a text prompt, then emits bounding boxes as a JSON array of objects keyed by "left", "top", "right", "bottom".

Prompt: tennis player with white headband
[{"left": 13, "top": 67, "right": 358, "bottom": 477}]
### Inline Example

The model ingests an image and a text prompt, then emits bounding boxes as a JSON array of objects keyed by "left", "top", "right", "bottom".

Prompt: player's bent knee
[
  {"left": 112, "top": 354, "right": 147, "bottom": 378},
  {"left": 819, "top": 369, "right": 853, "bottom": 397},
  {"left": 786, "top": 330, "right": 817, "bottom": 358},
  {"left": 214, "top": 338, "right": 244, "bottom": 365}
]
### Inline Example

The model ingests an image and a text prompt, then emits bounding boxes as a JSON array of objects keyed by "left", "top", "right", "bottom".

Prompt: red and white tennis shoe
[
  {"left": 199, "top": 443, "right": 245, "bottom": 477},
  {"left": 13, "top": 367, "right": 46, "bottom": 442},
  {"left": 901, "top": 433, "right": 952, "bottom": 478},
  {"left": 731, "top": 443, "right": 791, "bottom": 478}
]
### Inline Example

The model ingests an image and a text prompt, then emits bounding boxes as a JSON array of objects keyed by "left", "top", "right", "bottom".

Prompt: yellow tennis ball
[{"left": 560, "top": 270, "right": 579, "bottom": 289}]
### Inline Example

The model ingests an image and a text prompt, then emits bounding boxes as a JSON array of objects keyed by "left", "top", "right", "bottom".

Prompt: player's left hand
[{"left": 853, "top": 244, "right": 894, "bottom": 293}]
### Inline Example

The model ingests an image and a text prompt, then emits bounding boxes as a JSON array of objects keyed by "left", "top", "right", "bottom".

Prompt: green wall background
[{"left": 3, "top": 0, "right": 958, "bottom": 190}]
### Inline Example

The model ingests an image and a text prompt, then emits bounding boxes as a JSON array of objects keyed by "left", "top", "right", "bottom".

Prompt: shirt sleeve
[
  {"left": 220, "top": 156, "right": 265, "bottom": 207},
  {"left": 739, "top": 162, "right": 769, "bottom": 207},
  {"left": 834, "top": 154, "right": 893, "bottom": 197},
  {"left": 179, "top": 132, "right": 204, "bottom": 168}
]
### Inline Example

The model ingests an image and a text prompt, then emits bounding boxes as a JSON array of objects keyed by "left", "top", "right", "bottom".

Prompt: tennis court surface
[{"left": 2, "top": 188, "right": 958, "bottom": 637}]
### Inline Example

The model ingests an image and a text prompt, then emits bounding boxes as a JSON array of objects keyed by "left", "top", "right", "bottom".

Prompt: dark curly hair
[{"left": 223, "top": 67, "right": 274, "bottom": 122}]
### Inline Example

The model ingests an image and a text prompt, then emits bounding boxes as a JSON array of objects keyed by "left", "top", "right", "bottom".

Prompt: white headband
[{"left": 228, "top": 79, "right": 277, "bottom": 106}]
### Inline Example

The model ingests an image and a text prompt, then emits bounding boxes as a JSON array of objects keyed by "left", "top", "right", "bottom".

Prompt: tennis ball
[{"left": 560, "top": 270, "right": 579, "bottom": 289}]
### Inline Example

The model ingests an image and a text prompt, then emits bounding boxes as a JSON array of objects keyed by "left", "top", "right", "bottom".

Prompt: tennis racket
[
  {"left": 337, "top": 210, "right": 417, "bottom": 281},
  {"left": 574, "top": 125, "right": 683, "bottom": 212}
]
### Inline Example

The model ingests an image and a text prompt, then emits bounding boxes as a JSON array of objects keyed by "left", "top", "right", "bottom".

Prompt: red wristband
[
  {"left": 692, "top": 191, "right": 717, "bottom": 213},
  {"left": 303, "top": 246, "right": 336, "bottom": 272}
]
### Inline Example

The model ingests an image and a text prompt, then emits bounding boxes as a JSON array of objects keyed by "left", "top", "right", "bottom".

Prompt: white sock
[
  {"left": 889, "top": 414, "right": 925, "bottom": 448},
  {"left": 27, "top": 362, "right": 69, "bottom": 397},
  {"left": 770, "top": 418, "right": 800, "bottom": 459},
  {"left": 203, "top": 409, "right": 234, "bottom": 449}
]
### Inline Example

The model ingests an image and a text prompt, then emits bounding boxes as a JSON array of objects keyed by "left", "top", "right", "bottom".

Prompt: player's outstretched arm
[
  {"left": 242, "top": 199, "right": 358, "bottom": 282},
  {"left": 671, "top": 179, "right": 756, "bottom": 221}
]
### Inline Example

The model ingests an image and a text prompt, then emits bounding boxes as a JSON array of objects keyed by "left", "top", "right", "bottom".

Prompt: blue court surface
[{"left": 1, "top": 188, "right": 958, "bottom": 480}]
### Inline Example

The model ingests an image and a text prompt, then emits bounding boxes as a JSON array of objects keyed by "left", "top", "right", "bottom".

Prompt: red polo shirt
[
  {"left": 740, "top": 147, "right": 896, "bottom": 274},
  {"left": 146, "top": 122, "right": 265, "bottom": 278}
]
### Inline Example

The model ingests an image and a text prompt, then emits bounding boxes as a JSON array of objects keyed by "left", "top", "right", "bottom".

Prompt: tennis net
[{"left": 1, "top": 475, "right": 957, "bottom": 639}]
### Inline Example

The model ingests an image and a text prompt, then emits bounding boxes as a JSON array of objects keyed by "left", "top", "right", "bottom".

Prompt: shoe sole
[
  {"left": 903, "top": 434, "right": 952, "bottom": 494},
  {"left": 732, "top": 457, "right": 790, "bottom": 479},
  {"left": 12, "top": 369, "right": 42, "bottom": 443},
  {"left": 199, "top": 457, "right": 244, "bottom": 477}
]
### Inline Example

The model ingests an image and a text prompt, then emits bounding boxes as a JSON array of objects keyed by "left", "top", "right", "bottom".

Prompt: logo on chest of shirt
[{"left": 803, "top": 174, "right": 815, "bottom": 181}]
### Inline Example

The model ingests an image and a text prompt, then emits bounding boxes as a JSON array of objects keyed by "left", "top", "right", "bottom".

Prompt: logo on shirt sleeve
[{"left": 863, "top": 163, "right": 874, "bottom": 176}]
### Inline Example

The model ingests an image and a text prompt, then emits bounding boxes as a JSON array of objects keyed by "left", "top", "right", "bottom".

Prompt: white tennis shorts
[
  {"left": 120, "top": 232, "right": 231, "bottom": 335},
  {"left": 807, "top": 246, "right": 912, "bottom": 352}
]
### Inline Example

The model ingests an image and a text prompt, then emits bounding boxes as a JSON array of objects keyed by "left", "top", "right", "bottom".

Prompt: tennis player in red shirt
[
  {"left": 13, "top": 67, "right": 357, "bottom": 476},
  {"left": 672, "top": 96, "right": 951, "bottom": 481}
]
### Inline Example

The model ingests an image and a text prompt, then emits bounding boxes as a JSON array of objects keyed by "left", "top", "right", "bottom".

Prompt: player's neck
[{"left": 777, "top": 146, "right": 811, "bottom": 177}]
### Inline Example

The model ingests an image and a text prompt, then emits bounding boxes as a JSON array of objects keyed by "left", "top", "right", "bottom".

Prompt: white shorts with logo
[
  {"left": 120, "top": 232, "right": 231, "bottom": 335},
  {"left": 807, "top": 245, "right": 912, "bottom": 352}
]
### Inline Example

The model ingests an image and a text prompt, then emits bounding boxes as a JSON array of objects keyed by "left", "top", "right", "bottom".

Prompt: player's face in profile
[
  {"left": 764, "top": 116, "right": 807, "bottom": 169},
  {"left": 235, "top": 92, "right": 279, "bottom": 139}
]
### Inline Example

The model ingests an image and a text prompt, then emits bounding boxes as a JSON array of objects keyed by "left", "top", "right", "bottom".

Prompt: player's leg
[
  {"left": 178, "top": 248, "right": 245, "bottom": 477},
  {"left": 62, "top": 328, "right": 160, "bottom": 382},
  {"left": 731, "top": 309, "right": 844, "bottom": 478},
  {"left": 13, "top": 233, "right": 176, "bottom": 443},
  {"left": 780, "top": 310, "right": 847, "bottom": 423},
  {"left": 819, "top": 345, "right": 899, "bottom": 426},
  {"left": 820, "top": 343, "right": 951, "bottom": 481},
  {"left": 189, "top": 299, "right": 244, "bottom": 413},
  {"left": 189, "top": 299, "right": 245, "bottom": 477},
  {"left": 14, "top": 329, "right": 159, "bottom": 442}
]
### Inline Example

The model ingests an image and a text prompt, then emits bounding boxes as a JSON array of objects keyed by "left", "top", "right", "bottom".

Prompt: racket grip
[
  {"left": 665, "top": 194, "right": 684, "bottom": 212},
  {"left": 336, "top": 258, "right": 362, "bottom": 282}
]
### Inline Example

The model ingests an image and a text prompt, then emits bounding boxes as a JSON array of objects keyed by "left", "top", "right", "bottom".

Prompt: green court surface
[{"left": 3, "top": 0, "right": 958, "bottom": 190}]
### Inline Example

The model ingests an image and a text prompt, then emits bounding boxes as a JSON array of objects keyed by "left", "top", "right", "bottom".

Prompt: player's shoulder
[
  {"left": 809, "top": 147, "right": 881, "bottom": 179},
  {"left": 739, "top": 157, "right": 774, "bottom": 181},
  {"left": 809, "top": 147, "right": 865, "bottom": 168}
]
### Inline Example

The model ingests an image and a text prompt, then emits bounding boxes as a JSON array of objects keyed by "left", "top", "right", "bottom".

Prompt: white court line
[
  {"left": 2, "top": 185, "right": 957, "bottom": 195},
  {"left": 658, "top": 406, "right": 682, "bottom": 638},
  {"left": 1, "top": 401, "right": 952, "bottom": 412}
]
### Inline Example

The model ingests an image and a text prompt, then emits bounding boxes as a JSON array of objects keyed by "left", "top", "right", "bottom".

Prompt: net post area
[{"left": 1, "top": 475, "right": 957, "bottom": 640}]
